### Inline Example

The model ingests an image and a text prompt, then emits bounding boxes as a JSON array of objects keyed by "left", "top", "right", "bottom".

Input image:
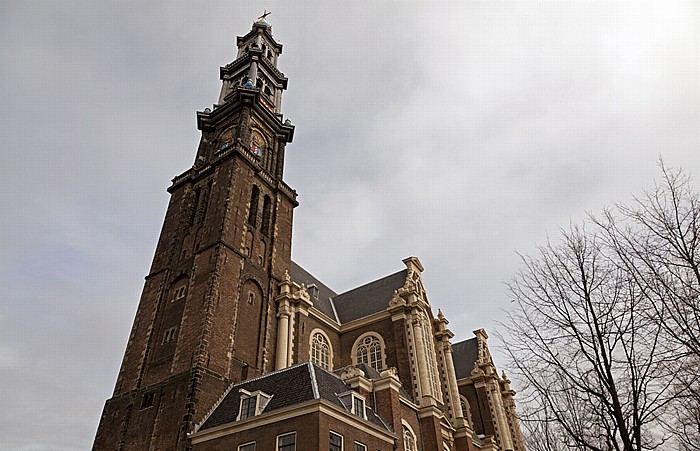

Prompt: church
[{"left": 94, "top": 17, "right": 526, "bottom": 451}]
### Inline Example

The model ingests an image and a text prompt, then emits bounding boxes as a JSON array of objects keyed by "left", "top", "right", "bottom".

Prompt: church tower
[{"left": 94, "top": 17, "right": 297, "bottom": 450}]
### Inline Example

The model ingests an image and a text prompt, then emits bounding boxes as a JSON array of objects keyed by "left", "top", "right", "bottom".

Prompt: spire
[{"left": 194, "top": 17, "right": 295, "bottom": 180}]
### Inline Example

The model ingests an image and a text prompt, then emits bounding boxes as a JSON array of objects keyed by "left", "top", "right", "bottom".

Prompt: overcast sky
[{"left": 1, "top": 1, "right": 698, "bottom": 449}]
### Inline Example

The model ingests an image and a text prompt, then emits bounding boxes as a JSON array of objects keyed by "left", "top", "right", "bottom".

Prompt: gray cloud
[{"left": 1, "top": 1, "right": 698, "bottom": 448}]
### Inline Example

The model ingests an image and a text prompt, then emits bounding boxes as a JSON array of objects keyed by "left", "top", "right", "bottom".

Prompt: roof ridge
[
  {"left": 332, "top": 269, "right": 407, "bottom": 301},
  {"left": 308, "top": 361, "right": 320, "bottom": 399},
  {"left": 452, "top": 336, "right": 478, "bottom": 346},
  {"left": 329, "top": 296, "right": 340, "bottom": 323}
]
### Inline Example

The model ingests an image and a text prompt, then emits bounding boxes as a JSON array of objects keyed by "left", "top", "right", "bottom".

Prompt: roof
[
  {"left": 291, "top": 262, "right": 408, "bottom": 324},
  {"left": 290, "top": 261, "right": 338, "bottom": 321},
  {"left": 197, "top": 362, "right": 391, "bottom": 432},
  {"left": 332, "top": 269, "right": 407, "bottom": 323},
  {"left": 451, "top": 337, "right": 478, "bottom": 380}
]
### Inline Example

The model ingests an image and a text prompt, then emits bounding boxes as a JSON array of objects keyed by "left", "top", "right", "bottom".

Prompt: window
[
  {"left": 261, "top": 195, "right": 272, "bottom": 234},
  {"left": 330, "top": 432, "right": 343, "bottom": 451},
  {"left": 277, "top": 432, "right": 296, "bottom": 451},
  {"left": 237, "top": 389, "right": 272, "bottom": 421},
  {"left": 353, "top": 443, "right": 367, "bottom": 451},
  {"left": 247, "top": 292, "right": 254, "bottom": 304},
  {"left": 403, "top": 426, "right": 417, "bottom": 451},
  {"left": 248, "top": 186, "right": 260, "bottom": 227},
  {"left": 239, "top": 396, "right": 256, "bottom": 420},
  {"left": 310, "top": 331, "right": 332, "bottom": 370},
  {"left": 141, "top": 392, "right": 155, "bottom": 409},
  {"left": 239, "top": 442, "right": 256, "bottom": 451},
  {"left": 353, "top": 397, "right": 365, "bottom": 418},
  {"left": 354, "top": 334, "right": 384, "bottom": 371},
  {"left": 339, "top": 392, "right": 366, "bottom": 419},
  {"left": 163, "top": 327, "right": 177, "bottom": 343},
  {"left": 172, "top": 285, "right": 186, "bottom": 301}
]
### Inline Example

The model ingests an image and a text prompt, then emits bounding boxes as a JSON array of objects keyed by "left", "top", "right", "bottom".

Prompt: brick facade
[{"left": 95, "top": 18, "right": 525, "bottom": 451}]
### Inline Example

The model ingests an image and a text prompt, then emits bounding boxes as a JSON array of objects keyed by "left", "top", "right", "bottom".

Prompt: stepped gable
[
  {"left": 451, "top": 337, "right": 479, "bottom": 379},
  {"left": 290, "top": 261, "right": 338, "bottom": 320},
  {"left": 332, "top": 269, "right": 408, "bottom": 323}
]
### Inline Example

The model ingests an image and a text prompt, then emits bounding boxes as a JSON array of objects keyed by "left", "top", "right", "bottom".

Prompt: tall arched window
[
  {"left": 248, "top": 185, "right": 259, "bottom": 227},
  {"left": 352, "top": 333, "right": 385, "bottom": 371},
  {"left": 403, "top": 425, "right": 417, "bottom": 451},
  {"left": 310, "top": 331, "right": 332, "bottom": 370},
  {"left": 261, "top": 195, "right": 271, "bottom": 235}
]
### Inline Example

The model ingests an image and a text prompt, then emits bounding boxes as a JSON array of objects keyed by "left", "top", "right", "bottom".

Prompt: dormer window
[
  {"left": 338, "top": 392, "right": 366, "bottom": 420},
  {"left": 308, "top": 284, "right": 319, "bottom": 300},
  {"left": 237, "top": 389, "right": 272, "bottom": 421}
]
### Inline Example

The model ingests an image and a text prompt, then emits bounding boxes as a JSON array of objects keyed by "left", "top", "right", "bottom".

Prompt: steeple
[
  {"left": 94, "top": 18, "right": 298, "bottom": 450},
  {"left": 194, "top": 16, "right": 294, "bottom": 180}
]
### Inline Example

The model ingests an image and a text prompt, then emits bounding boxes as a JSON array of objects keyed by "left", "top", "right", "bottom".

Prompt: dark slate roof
[
  {"left": 452, "top": 337, "right": 478, "bottom": 380},
  {"left": 332, "top": 269, "right": 408, "bottom": 323},
  {"left": 197, "top": 362, "right": 391, "bottom": 432},
  {"left": 290, "top": 261, "right": 338, "bottom": 321}
]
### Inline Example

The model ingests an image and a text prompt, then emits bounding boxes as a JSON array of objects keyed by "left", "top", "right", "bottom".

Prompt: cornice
[{"left": 189, "top": 398, "right": 395, "bottom": 444}]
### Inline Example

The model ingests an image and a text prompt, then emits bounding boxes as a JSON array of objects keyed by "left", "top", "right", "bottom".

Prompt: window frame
[
  {"left": 309, "top": 329, "right": 333, "bottom": 370},
  {"left": 238, "top": 442, "right": 256, "bottom": 451},
  {"left": 329, "top": 431, "right": 343, "bottom": 451},
  {"left": 277, "top": 432, "right": 296, "bottom": 451},
  {"left": 351, "top": 332, "right": 386, "bottom": 371},
  {"left": 353, "top": 442, "right": 367, "bottom": 451},
  {"left": 236, "top": 389, "right": 273, "bottom": 421},
  {"left": 338, "top": 391, "right": 367, "bottom": 420}
]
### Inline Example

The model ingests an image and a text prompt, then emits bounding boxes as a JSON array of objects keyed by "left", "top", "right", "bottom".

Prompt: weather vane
[{"left": 258, "top": 10, "right": 271, "bottom": 20}]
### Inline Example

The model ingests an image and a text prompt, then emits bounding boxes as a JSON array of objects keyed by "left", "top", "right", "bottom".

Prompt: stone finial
[
  {"left": 437, "top": 309, "right": 444, "bottom": 320},
  {"left": 283, "top": 270, "right": 291, "bottom": 282},
  {"left": 402, "top": 256, "right": 424, "bottom": 273}
]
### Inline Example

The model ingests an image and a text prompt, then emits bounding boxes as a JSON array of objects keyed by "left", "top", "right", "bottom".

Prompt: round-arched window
[
  {"left": 403, "top": 425, "right": 417, "bottom": 451},
  {"left": 310, "top": 332, "right": 331, "bottom": 370},
  {"left": 355, "top": 334, "right": 383, "bottom": 371}
]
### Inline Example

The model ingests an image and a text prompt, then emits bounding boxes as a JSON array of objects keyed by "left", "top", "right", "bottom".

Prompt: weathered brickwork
[{"left": 96, "top": 18, "right": 525, "bottom": 451}]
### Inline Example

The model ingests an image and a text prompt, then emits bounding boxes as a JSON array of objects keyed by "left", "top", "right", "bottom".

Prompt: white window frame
[
  {"left": 309, "top": 329, "right": 333, "bottom": 370},
  {"left": 236, "top": 389, "right": 272, "bottom": 421},
  {"left": 238, "top": 442, "right": 256, "bottom": 451},
  {"left": 329, "top": 431, "right": 344, "bottom": 451},
  {"left": 338, "top": 391, "right": 367, "bottom": 420},
  {"left": 402, "top": 421, "right": 418, "bottom": 451},
  {"left": 353, "top": 441, "right": 367, "bottom": 451},
  {"left": 277, "top": 432, "right": 296, "bottom": 451},
  {"left": 351, "top": 332, "right": 386, "bottom": 371}
]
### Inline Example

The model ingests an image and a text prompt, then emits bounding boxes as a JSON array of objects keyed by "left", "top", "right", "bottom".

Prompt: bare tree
[
  {"left": 503, "top": 226, "right": 682, "bottom": 450},
  {"left": 595, "top": 164, "right": 700, "bottom": 449},
  {"left": 502, "top": 164, "right": 699, "bottom": 450}
]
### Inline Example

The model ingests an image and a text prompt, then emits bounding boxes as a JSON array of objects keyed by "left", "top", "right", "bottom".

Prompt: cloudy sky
[{"left": 1, "top": 1, "right": 698, "bottom": 449}]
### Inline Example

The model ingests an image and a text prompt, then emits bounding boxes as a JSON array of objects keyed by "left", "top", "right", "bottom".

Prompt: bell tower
[{"left": 94, "top": 17, "right": 297, "bottom": 451}]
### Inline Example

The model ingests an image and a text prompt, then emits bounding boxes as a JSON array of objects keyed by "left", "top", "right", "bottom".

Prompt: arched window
[
  {"left": 353, "top": 333, "right": 384, "bottom": 371},
  {"left": 261, "top": 195, "right": 271, "bottom": 235},
  {"left": 310, "top": 331, "right": 332, "bottom": 370},
  {"left": 170, "top": 278, "right": 188, "bottom": 302},
  {"left": 403, "top": 425, "right": 417, "bottom": 451},
  {"left": 248, "top": 185, "right": 259, "bottom": 227}
]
